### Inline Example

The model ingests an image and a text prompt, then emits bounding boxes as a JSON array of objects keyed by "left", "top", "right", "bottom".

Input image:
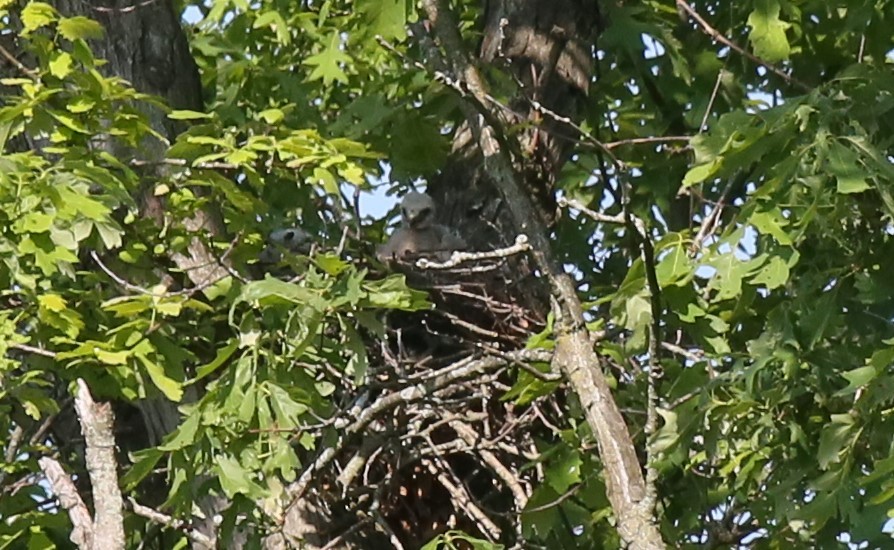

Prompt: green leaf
[
  {"left": 168, "top": 110, "right": 214, "bottom": 120},
  {"left": 750, "top": 255, "right": 789, "bottom": 289},
  {"left": 158, "top": 412, "right": 200, "bottom": 451},
  {"left": 58, "top": 16, "right": 104, "bottom": 40},
  {"left": 194, "top": 341, "right": 238, "bottom": 382},
  {"left": 749, "top": 209, "right": 792, "bottom": 245},
  {"left": 545, "top": 446, "right": 582, "bottom": 493},
  {"left": 359, "top": 0, "right": 407, "bottom": 42},
  {"left": 655, "top": 240, "right": 693, "bottom": 287},
  {"left": 817, "top": 414, "right": 856, "bottom": 469},
  {"left": 343, "top": 323, "right": 368, "bottom": 385},
  {"left": 682, "top": 161, "right": 719, "bottom": 187},
  {"left": 304, "top": 32, "right": 351, "bottom": 85},
  {"left": 121, "top": 448, "right": 163, "bottom": 489},
  {"left": 235, "top": 277, "right": 327, "bottom": 310},
  {"left": 21, "top": 2, "right": 57, "bottom": 33},
  {"left": 253, "top": 10, "right": 291, "bottom": 45},
  {"left": 836, "top": 366, "right": 877, "bottom": 397},
  {"left": 135, "top": 352, "right": 184, "bottom": 401},
  {"left": 747, "top": 0, "right": 791, "bottom": 62},
  {"left": 49, "top": 52, "right": 73, "bottom": 79},
  {"left": 215, "top": 455, "right": 265, "bottom": 499},
  {"left": 828, "top": 141, "right": 871, "bottom": 194},
  {"left": 95, "top": 348, "right": 129, "bottom": 365},
  {"left": 258, "top": 108, "right": 284, "bottom": 124}
]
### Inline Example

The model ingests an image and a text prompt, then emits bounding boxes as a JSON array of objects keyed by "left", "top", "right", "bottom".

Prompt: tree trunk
[{"left": 424, "top": 0, "right": 666, "bottom": 547}]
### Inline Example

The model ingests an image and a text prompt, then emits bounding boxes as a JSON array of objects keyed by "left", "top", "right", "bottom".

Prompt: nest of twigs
[{"left": 284, "top": 241, "right": 558, "bottom": 548}]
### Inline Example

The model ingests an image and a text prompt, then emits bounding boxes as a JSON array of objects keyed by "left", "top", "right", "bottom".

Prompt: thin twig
[
  {"left": 129, "top": 498, "right": 215, "bottom": 547},
  {"left": 661, "top": 342, "right": 704, "bottom": 364},
  {"left": 604, "top": 136, "right": 691, "bottom": 150},
  {"left": 688, "top": 176, "right": 735, "bottom": 255},
  {"left": 676, "top": 0, "right": 809, "bottom": 91},
  {"left": 557, "top": 196, "right": 625, "bottom": 225},
  {"left": 422, "top": 455, "right": 501, "bottom": 540},
  {"left": 0, "top": 44, "right": 38, "bottom": 80},
  {"left": 9, "top": 343, "right": 57, "bottom": 358},
  {"left": 699, "top": 71, "right": 725, "bottom": 132}
]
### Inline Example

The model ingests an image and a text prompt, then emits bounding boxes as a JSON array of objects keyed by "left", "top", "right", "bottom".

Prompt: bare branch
[
  {"left": 129, "top": 498, "right": 215, "bottom": 547},
  {"left": 74, "top": 379, "right": 125, "bottom": 549},
  {"left": 9, "top": 343, "right": 57, "bottom": 358},
  {"left": 558, "top": 197, "right": 625, "bottom": 225},
  {"left": 0, "top": 43, "right": 38, "bottom": 80},
  {"left": 38, "top": 457, "right": 93, "bottom": 548},
  {"left": 415, "top": 234, "right": 532, "bottom": 270}
]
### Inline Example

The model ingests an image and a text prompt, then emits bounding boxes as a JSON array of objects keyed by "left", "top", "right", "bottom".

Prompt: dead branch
[
  {"left": 73, "top": 379, "right": 125, "bottom": 549},
  {"left": 129, "top": 498, "right": 215, "bottom": 547},
  {"left": 38, "top": 457, "right": 93, "bottom": 548}
]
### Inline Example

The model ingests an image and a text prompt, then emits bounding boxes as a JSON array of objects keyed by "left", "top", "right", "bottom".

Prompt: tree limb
[
  {"left": 38, "top": 457, "right": 94, "bottom": 548},
  {"left": 74, "top": 379, "right": 125, "bottom": 549}
]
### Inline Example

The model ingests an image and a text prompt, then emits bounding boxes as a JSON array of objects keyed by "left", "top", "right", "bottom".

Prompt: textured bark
[{"left": 74, "top": 379, "right": 126, "bottom": 549}]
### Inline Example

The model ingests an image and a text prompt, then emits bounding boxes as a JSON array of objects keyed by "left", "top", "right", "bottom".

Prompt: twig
[
  {"left": 675, "top": 0, "right": 809, "bottom": 91},
  {"left": 688, "top": 176, "right": 735, "bottom": 255},
  {"left": 415, "top": 234, "right": 531, "bottom": 269},
  {"left": 526, "top": 99, "right": 625, "bottom": 169},
  {"left": 282, "top": 350, "right": 552, "bottom": 514},
  {"left": 129, "top": 498, "right": 215, "bottom": 547},
  {"left": 604, "top": 136, "right": 691, "bottom": 150},
  {"left": 9, "top": 343, "right": 57, "bottom": 358},
  {"left": 451, "top": 420, "right": 529, "bottom": 510},
  {"left": 557, "top": 197, "right": 625, "bottom": 225},
  {"left": 0, "top": 44, "right": 38, "bottom": 80},
  {"left": 129, "top": 158, "right": 239, "bottom": 170},
  {"left": 699, "top": 71, "right": 724, "bottom": 132},
  {"left": 0, "top": 426, "right": 25, "bottom": 490},
  {"left": 321, "top": 519, "right": 373, "bottom": 550},
  {"left": 522, "top": 484, "right": 579, "bottom": 513},
  {"left": 660, "top": 342, "right": 704, "bottom": 364},
  {"left": 422, "top": 456, "right": 501, "bottom": 540},
  {"left": 630, "top": 214, "right": 662, "bottom": 514},
  {"left": 90, "top": 251, "right": 150, "bottom": 294}
]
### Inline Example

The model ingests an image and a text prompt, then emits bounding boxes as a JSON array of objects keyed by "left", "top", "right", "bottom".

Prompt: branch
[
  {"left": 9, "top": 343, "right": 57, "bottom": 358},
  {"left": 73, "top": 379, "right": 125, "bottom": 548},
  {"left": 0, "top": 43, "right": 38, "bottom": 80},
  {"left": 129, "top": 498, "right": 215, "bottom": 547},
  {"left": 421, "top": 456, "right": 501, "bottom": 540},
  {"left": 38, "top": 457, "right": 93, "bottom": 548},
  {"left": 415, "top": 234, "right": 531, "bottom": 269},
  {"left": 675, "top": 0, "right": 809, "bottom": 91},
  {"left": 558, "top": 197, "right": 625, "bottom": 225},
  {"left": 629, "top": 216, "right": 663, "bottom": 515}
]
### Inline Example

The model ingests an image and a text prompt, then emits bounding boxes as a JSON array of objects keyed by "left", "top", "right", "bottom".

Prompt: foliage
[{"left": 1, "top": 0, "right": 894, "bottom": 548}]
